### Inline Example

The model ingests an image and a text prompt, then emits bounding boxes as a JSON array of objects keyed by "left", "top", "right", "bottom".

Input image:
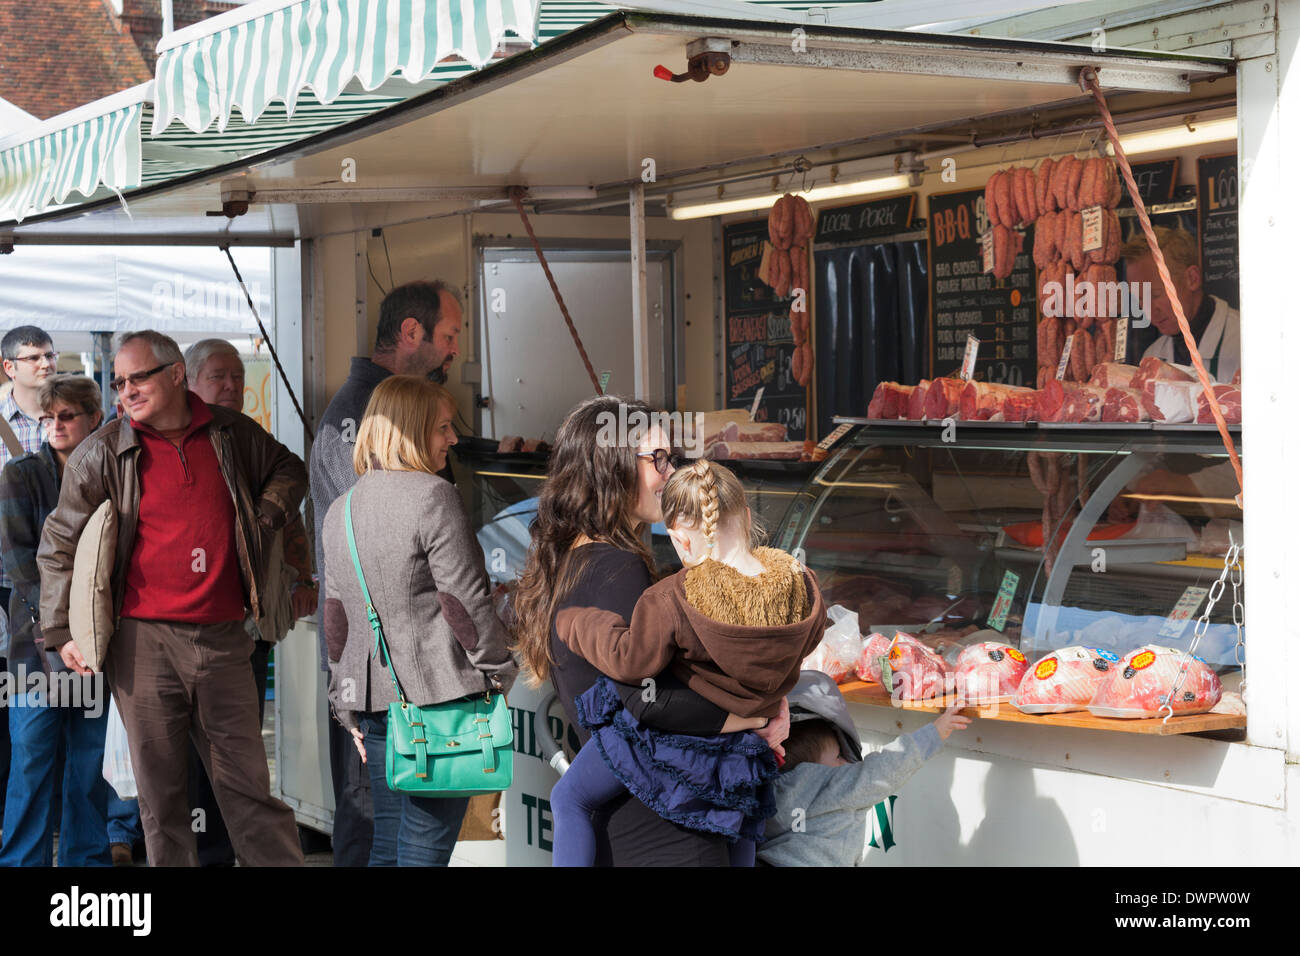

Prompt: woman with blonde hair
[{"left": 322, "top": 375, "right": 516, "bottom": 866}]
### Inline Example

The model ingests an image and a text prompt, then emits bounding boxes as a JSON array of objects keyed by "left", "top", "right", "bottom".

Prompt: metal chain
[{"left": 1159, "top": 533, "right": 1242, "bottom": 723}]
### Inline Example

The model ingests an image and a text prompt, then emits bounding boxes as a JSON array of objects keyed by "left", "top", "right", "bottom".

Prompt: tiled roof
[{"left": 0, "top": 0, "right": 153, "bottom": 120}]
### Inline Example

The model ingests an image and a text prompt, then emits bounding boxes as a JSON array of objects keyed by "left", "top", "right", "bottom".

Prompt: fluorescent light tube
[
  {"left": 1111, "top": 117, "right": 1237, "bottom": 157},
  {"left": 668, "top": 173, "right": 912, "bottom": 220}
]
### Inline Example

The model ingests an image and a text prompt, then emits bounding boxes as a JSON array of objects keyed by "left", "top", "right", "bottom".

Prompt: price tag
[
  {"left": 1081, "top": 206, "right": 1104, "bottom": 252},
  {"left": 817, "top": 422, "right": 853, "bottom": 451},
  {"left": 960, "top": 335, "right": 980, "bottom": 381},
  {"left": 1157, "top": 585, "right": 1210, "bottom": 640},
  {"left": 749, "top": 386, "right": 765, "bottom": 420},
  {"left": 980, "top": 231, "right": 994, "bottom": 274},
  {"left": 1055, "top": 335, "right": 1074, "bottom": 380},
  {"left": 598, "top": 370, "right": 612, "bottom": 394},
  {"left": 986, "top": 570, "right": 1020, "bottom": 632},
  {"left": 1114, "top": 316, "right": 1129, "bottom": 362}
]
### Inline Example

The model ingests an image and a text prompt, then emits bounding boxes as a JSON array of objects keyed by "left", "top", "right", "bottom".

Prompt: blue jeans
[
  {"left": 107, "top": 793, "right": 142, "bottom": 847},
  {"left": 358, "top": 711, "right": 468, "bottom": 867},
  {"left": 0, "top": 692, "right": 111, "bottom": 867}
]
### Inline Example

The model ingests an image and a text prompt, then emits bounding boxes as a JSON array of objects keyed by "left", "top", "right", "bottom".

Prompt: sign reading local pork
[
  {"left": 928, "top": 187, "right": 1036, "bottom": 387},
  {"left": 813, "top": 194, "right": 916, "bottom": 244},
  {"left": 1197, "top": 152, "right": 1239, "bottom": 310},
  {"left": 722, "top": 218, "right": 807, "bottom": 439}
]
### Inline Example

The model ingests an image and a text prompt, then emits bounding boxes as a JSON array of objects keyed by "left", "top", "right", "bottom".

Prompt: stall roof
[{"left": 3, "top": 10, "right": 1231, "bottom": 245}]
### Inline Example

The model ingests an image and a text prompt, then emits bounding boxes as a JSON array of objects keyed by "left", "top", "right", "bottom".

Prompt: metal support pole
[
  {"left": 93, "top": 331, "right": 113, "bottom": 413},
  {"left": 629, "top": 182, "right": 650, "bottom": 400}
]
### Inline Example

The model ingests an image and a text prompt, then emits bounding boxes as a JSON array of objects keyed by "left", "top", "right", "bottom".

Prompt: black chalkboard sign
[
  {"left": 1119, "top": 158, "right": 1178, "bottom": 208},
  {"left": 722, "top": 219, "right": 807, "bottom": 440},
  {"left": 1197, "top": 152, "right": 1239, "bottom": 310},
  {"left": 927, "top": 187, "right": 1036, "bottom": 387},
  {"left": 813, "top": 193, "right": 916, "bottom": 245}
]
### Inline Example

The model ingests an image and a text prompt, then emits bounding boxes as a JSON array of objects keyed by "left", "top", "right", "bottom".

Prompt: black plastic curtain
[{"left": 813, "top": 239, "right": 928, "bottom": 437}]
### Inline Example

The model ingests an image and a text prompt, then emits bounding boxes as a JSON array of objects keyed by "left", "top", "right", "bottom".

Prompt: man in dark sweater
[{"left": 309, "top": 280, "right": 461, "bottom": 867}]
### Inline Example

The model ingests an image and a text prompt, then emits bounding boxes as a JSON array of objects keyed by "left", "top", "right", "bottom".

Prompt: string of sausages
[{"left": 1079, "top": 69, "right": 1244, "bottom": 506}]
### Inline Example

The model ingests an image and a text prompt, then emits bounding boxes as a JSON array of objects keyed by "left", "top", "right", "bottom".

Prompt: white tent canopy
[{"left": 0, "top": 243, "right": 270, "bottom": 341}]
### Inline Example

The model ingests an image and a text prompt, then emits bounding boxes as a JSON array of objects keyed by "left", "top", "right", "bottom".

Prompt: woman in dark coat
[{"left": 512, "top": 395, "right": 779, "bottom": 866}]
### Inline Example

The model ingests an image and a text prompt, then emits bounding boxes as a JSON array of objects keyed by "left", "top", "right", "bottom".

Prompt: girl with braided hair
[{"left": 549, "top": 458, "right": 827, "bottom": 867}]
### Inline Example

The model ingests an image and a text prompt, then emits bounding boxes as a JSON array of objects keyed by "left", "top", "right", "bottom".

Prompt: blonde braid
[{"left": 694, "top": 459, "right": 720, "bottom": 550}]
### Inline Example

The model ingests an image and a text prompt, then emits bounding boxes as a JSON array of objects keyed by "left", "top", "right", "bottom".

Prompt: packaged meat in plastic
[
  {"left": 802, "top": 606, "right": 863, "bottom": 684},
  {"left": 1013, "top": 646, "right": 1118, "bottom": 714},
  {"left": 802, "top": 643, "right": 852, "bottom": 684},
  {"left": 1087, "top": 645, "right": 1222, "bottom": 718},
  {"left": 883, "top": 632, "right": 953, "bottom": 702},
  {"left": 854, "top": 632, "right": 894, "bottom": 683},
  {"left": 953, "top": 642, "right": 1029, "bottom": 702}
]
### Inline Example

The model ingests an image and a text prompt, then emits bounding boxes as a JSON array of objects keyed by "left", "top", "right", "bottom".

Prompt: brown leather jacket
[{"left": 36, "top": 395, "right": 307, "bottom": 649}]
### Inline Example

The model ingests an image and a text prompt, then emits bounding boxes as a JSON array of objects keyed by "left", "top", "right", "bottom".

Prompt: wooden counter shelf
[{"left": 837, "top": 680, "right": 1246, "bottom": 736}]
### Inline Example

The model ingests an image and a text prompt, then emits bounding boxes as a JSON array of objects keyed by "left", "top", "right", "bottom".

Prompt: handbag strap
[{"left": 344, "top": 488, "right": 407, "bottom": 706}]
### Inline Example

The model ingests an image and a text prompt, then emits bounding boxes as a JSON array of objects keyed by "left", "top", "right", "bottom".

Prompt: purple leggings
[{"left": 550, "top": 744, "right": 754, "bottom": 867}]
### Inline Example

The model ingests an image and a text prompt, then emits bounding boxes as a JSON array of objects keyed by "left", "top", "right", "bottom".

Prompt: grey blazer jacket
[{"left": 322, "top": 469, "right": 517, "bottom": 728}]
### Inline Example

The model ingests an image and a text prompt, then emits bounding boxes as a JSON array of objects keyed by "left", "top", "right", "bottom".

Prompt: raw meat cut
[
  {"left": 854, "top": 632, "right": 895, "bottom": 683},
  {"left": 1035, "top": 380, "right": 1080, "bottom": 422},
  {"left": 1087, "top": 645, "right": 1223, "bottom": 718},
  {"left": 1196, "top": 384, "right": 1242, "bottom": 424},
  {"left": 1101, "top": 387, "right": 1148, "bottom": 423},
  {"left": 497, "top": 436, "right": 524, "bottom": 453},
  {"left": 1088, "top": 363, "right": 1140, "bottom": 389},
  {"left": 1140, "top": 380, "right": 1201, "bottom": 423},
  {"left": 1057, "top": 384, "right": 1107, "bottom": 422},
  {"left": 1013, "top": 646, "right": 1118, "bottom": 714},
  {"left": 720, "top": 421, "right": 788, "bottom": 443},
  {"left": 1131, "top": 356, "right": 1196, "bottom": 391},
  {"left": 883, "top": 633, "right": 953, "bottom": 702},
  {"left": 868, "top": 382, "right": 915, "bottom": 419},
  {"left": 706, "top": 440, "right": 805, "bottom": 460},
  {"left": 1231, "top": 368, "right": 1241, "bottom": 386},
  {"left": 923, "top": 378, "right": 965, "bottom": 421},
  {"left": 953, "top": 642, "right": 1029, "bottom": 702},
  {"left": 959, "top": 382, "right": 1037, "bottom": 421},
  {"left": 907, "top": 380, "right": 931, "bottom": 420}
]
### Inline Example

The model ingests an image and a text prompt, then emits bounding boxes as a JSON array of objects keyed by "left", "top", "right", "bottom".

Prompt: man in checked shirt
[{"left": 0, "top": 325, "right": 59, "bottom": 829}]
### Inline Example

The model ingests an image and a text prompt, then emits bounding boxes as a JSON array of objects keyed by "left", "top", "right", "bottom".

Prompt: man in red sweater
[{"left": 37, "top": 331, "right": 307, "bottom": 866}]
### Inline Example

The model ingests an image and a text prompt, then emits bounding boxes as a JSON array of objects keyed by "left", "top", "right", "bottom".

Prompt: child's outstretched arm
[
  {"left": 800, "top": 707, "right": 970, "bottom": 817},
  {"left": 555, "top": 590, "right": 678, "bottom": 684}
]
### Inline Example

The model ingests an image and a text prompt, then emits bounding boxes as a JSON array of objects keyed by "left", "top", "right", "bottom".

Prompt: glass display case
[{"left": 770, "top": 422, "right": 1245, "bottom": 684}]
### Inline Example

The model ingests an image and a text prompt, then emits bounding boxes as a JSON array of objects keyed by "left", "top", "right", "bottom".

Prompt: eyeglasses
[
  {"left": 9, "top": 351, "right": 58, "bottom": 366},
  {"left": 110, "top": 363, "right": 174, "bottom": 393},
  {"left": 636, "top": 448, "right": 682, "bottom": 477},
  {"left": 39, "top": 410, "right": 91, "bottom": 427}
]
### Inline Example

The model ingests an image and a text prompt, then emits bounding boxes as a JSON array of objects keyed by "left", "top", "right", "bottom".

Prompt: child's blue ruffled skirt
[{"left": 574, "top": 677, "right": 778, "bottom": 842}]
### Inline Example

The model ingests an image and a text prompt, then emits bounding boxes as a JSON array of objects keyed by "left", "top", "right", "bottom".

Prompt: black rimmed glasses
[
  {"left": 636, "top": 448, "right": 682, "bottom": 477},
  {"left": 110, "top": 362, "right": 174, "bottom": 393}
]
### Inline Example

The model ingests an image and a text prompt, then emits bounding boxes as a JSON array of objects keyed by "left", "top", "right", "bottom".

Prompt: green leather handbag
[{"left": 345, "top": 490, "right": 513, "bottom": 797}]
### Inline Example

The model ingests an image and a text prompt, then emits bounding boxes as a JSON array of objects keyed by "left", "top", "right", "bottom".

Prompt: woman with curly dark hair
[{"left": 512, "top": 395, "right": 781, "bottom": 866}]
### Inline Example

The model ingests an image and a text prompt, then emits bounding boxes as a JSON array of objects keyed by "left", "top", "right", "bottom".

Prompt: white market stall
[{"left": 2, "top": 0, "right": 1296, "bottom": 866}]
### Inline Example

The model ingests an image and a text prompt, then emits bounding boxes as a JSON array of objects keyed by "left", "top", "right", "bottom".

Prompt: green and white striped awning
[
  {"left": 0, "top": 85, "right": 147, "bottom": 224},
  {"left": 152, "top": 0, "right": 543, "bottom": 134}
]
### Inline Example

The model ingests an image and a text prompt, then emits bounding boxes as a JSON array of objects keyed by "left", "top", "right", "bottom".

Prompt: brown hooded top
[{"left": 555, "top": 547, "right": 827, "bottom": 719}]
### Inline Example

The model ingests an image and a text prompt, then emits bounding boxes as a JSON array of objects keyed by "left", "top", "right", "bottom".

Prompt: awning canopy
[
  {"left": 3, "top": 10, "right": 1232, "bottom": 243},
  {"left": 0, "top": 85, "right": 147, "bottom": 224},
  {"left": 151, "top": 0, "right": 542, "bottom": 134}
]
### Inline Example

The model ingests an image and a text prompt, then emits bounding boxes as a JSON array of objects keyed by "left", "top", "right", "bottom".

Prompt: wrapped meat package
[
  {"left": 953, "top": 642, "right": 1029, "bottom": 702},
  {"left": 854, "top": 632, "right": 895, "bottom": 683},
  {"left": 802, "top": 606, "right": 864, "bottom": 684},
  {"left": 1087, "top": 645, "right": 1223, "bottom": 718},
  {"left": 803, "top": 644, "right": 852, "bottom": 684},
  {"left": 884, "top": 633, "right": 953, "bottom": 702},
  {"left": 1013, "top": 646, "right": 1118, "bottom": 714}
]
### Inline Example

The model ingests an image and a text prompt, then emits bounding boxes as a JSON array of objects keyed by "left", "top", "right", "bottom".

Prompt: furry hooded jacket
[{"left": 555, "top": 547, "right": 826, "bottom": 719}]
